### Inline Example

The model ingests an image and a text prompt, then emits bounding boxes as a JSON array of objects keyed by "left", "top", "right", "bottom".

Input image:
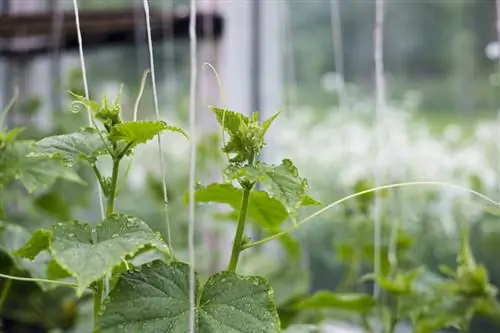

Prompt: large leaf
[
  {"left": 16, "top": 214, "right": 170, "bottom": 295},
  {"left": 96, "top": 260, "right": 280, "bottom": 333},
  {"left": 295, "top": 291, "right": 376, "bottom": 313},
  {"left": 191, "top": 183, "right": 288, "bottom": 230},
  {"left": 36, "top": 129, "right": 109, "bottom": 164},
  {"left": 109, "top": 120, "right": 188, "bottom": 149},
  {"left": 0, "top": 140, "right": 84, "bottom": 192}
]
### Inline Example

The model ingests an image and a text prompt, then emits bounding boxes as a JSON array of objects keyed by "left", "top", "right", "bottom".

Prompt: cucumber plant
[
  {"left": 0, "top": 87, "right": 498, "bottom": 333},
  {"left": 3, "top": 88, "right": 320, "bottom": 332}
]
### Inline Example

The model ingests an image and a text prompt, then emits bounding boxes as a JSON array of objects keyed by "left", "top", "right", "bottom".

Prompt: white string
[
  {"left": 282, "top": 0, "right": 297, "bottom": 110},
  {"left": 329, "top": 0, "right": 344, "bottom": 106},
  {"left": 71, "top": 0, "right": 105, "bottom": 221},
  {"left": 373, "top": 0, "right": 386, "bottom": 299},
  {"left": 142, "top": 0, "right": 174, "bottom": 254},
  {"left": 72, "top": 0, "right": 107, "bottom": 302},
  {"left": 187, "top": 0, "right": 198, "bottom": 331}
]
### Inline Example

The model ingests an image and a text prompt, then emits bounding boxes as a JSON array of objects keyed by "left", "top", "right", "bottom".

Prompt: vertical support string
[
  {"left": 373, "top": 0, "right": 386, "bottom": 299},
  {"left": 281, "top": 0, "right": 297, "bottom": 110},
  {"left": 72, "top": 0, "right": 107, "bottom": 304},
  {"left": 71, "top": 0, "right": 105, "bottom": 221},
  {"left": 187, "top": 0, "right": 198, "bottom": 331},
  {"left": 142, "top": 0, "right": 174, "bottom": 254},
  {"left": 329, "top": 0, "right": 344, "bottom": 106}
]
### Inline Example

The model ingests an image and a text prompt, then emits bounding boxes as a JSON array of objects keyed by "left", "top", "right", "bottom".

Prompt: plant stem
[
  {"left": 94, "top": 158, "right": 120, "bottom": 321},
  {"left": 91, "top": 165, "right": 107, "bottom": 196},
  {"left": 361, "top": 315, "right": 374, "bottom": 333},
  {"left": 106, "top": 159, "right": 120, "bottom": 217},
  {"left": 0, "top": 268, "right": 13, "bottom": 311},
  {"left": 227, "top": 186, "right": 252, "bottom": 272},
  {"left": 93, "top": 279, "right": 104, "bottom": 320}
]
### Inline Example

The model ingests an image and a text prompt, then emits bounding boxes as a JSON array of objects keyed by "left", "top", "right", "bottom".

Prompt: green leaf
[
  {"left": 261, "top": 111, "right": 281, "bottom": 135},
  {"left": 295, "top": 291, "right": 376, "bottom": 313},
  {"left": 0, "top": 222, "right": 62, "bottom": 290},
  {"left": 301, "top": 195, "right": 322, "bottom": 206},
  {"left": 16, "top": 214, "right": 170, "bottom": 295},
  {"left": 15, "top": 228, "right": 51, "bottom": 260},
  {"left": 97, "top": 260, "right": 280, "bottom": 333},
  {"left": 69, "top": 91, "right": 122, "bottom": 129},
  {"left": 236, "top": 159, "right": 312, "bottom": 222},
  {"left": 210, "top": 106, "right": 263, "bottom": 164},
  {"left": 0, "top": 128, "right": 24, "bottom": 146},
  {"left": 36, "top": 129, "right": 109, "bottom": 164},
  {"left": 190, "top": 183, "right": 288, "bottom": 230},
  {"left": 109, "top": 120, "right": 188, "bottom": 150},
  {"left": 362, "top": 268, "right": 424, "bottom": 296},
  {"left": 1, "top": 140, "right": 85, "bottom": 192},
  {"left": 211, "top": 106, "right": 252, "bottom": 136}
]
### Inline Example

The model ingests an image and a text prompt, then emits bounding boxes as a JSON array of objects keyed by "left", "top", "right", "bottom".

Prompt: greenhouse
[{"left": 1, "top": 0, "right": 500, "bottom": 332}]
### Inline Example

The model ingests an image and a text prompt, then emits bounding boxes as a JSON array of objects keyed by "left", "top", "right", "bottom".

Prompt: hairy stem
[
  {"left": 227, "top": 186, "right": 252, "bottom": 272},
  {"left": 106, "top": 159, "right": 120, "bottom": 217},
  {"left": 93, "top": 279, "right": 104, "bottom": 320},
  {"left": 91, "top": 165, "right": 107, "bottom": 196},
  {"left": 94, "top": 158, "right": 120, "bottom": 321}
]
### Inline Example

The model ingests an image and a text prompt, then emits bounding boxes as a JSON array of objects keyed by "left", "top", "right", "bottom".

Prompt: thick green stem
[
  {"left": 387, "top": 320, "right": 397, "bottom": 333},
  {"left": 93, "top": 279, "right": 104, "bottom": 320},
  {"left": 106, "top": 159, "right": 120, "bottom": 217},
  {"left": 94, "top": 159, "right": 120, "bottom": 322},
  {"left": 227, "top": 186, "right": 252, "bottom": 272}
]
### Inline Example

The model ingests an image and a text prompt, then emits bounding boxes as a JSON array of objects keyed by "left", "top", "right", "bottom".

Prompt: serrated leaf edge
[{"left": 16, "top": 218, "right": 171, "bottom": 296}]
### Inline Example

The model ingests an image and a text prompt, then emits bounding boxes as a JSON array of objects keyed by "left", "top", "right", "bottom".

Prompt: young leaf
[
  {"left": 234, "top": 159, "right": 313, "bottom": 222},
  {"left": 36, "top": 129, "right": 109, "bottom": 164},
  {"left": 96, "top": 260, "right": 281, "bottom": 333},
  {"left": 295, "top": 291, "right": 376, "bottom": 313},
  {"left": 361, "top": 268, "right": 423, "bottom": 296},
  {"left": 210, "top": 106, "right": 252, "bottom": 136},
  {"left": 16, "top": 214, "right": 170, "bottom": 295},
  {"left": 0, "top": 222, "right": 63, "bottom": 290},
  {"left": 455, "top": 224, "right": 495, "bottom": 297},
  {"left": 189, "top": 183, "right": 288, "bottom": 230},
  {"left": 301, "top": 195, "right": 322, "bottom": 206},
  {"left": 109, "top": 120, "right": 188, "bottom": 150},
  {"left": 69, "top": 91, "right": 122, "bottom": 130},
  {"left": 261, "top": 111, "right": 281, "bottom": 135},
  {"left": 210, "top": 106, "right": 264, "bottom": 164}
]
